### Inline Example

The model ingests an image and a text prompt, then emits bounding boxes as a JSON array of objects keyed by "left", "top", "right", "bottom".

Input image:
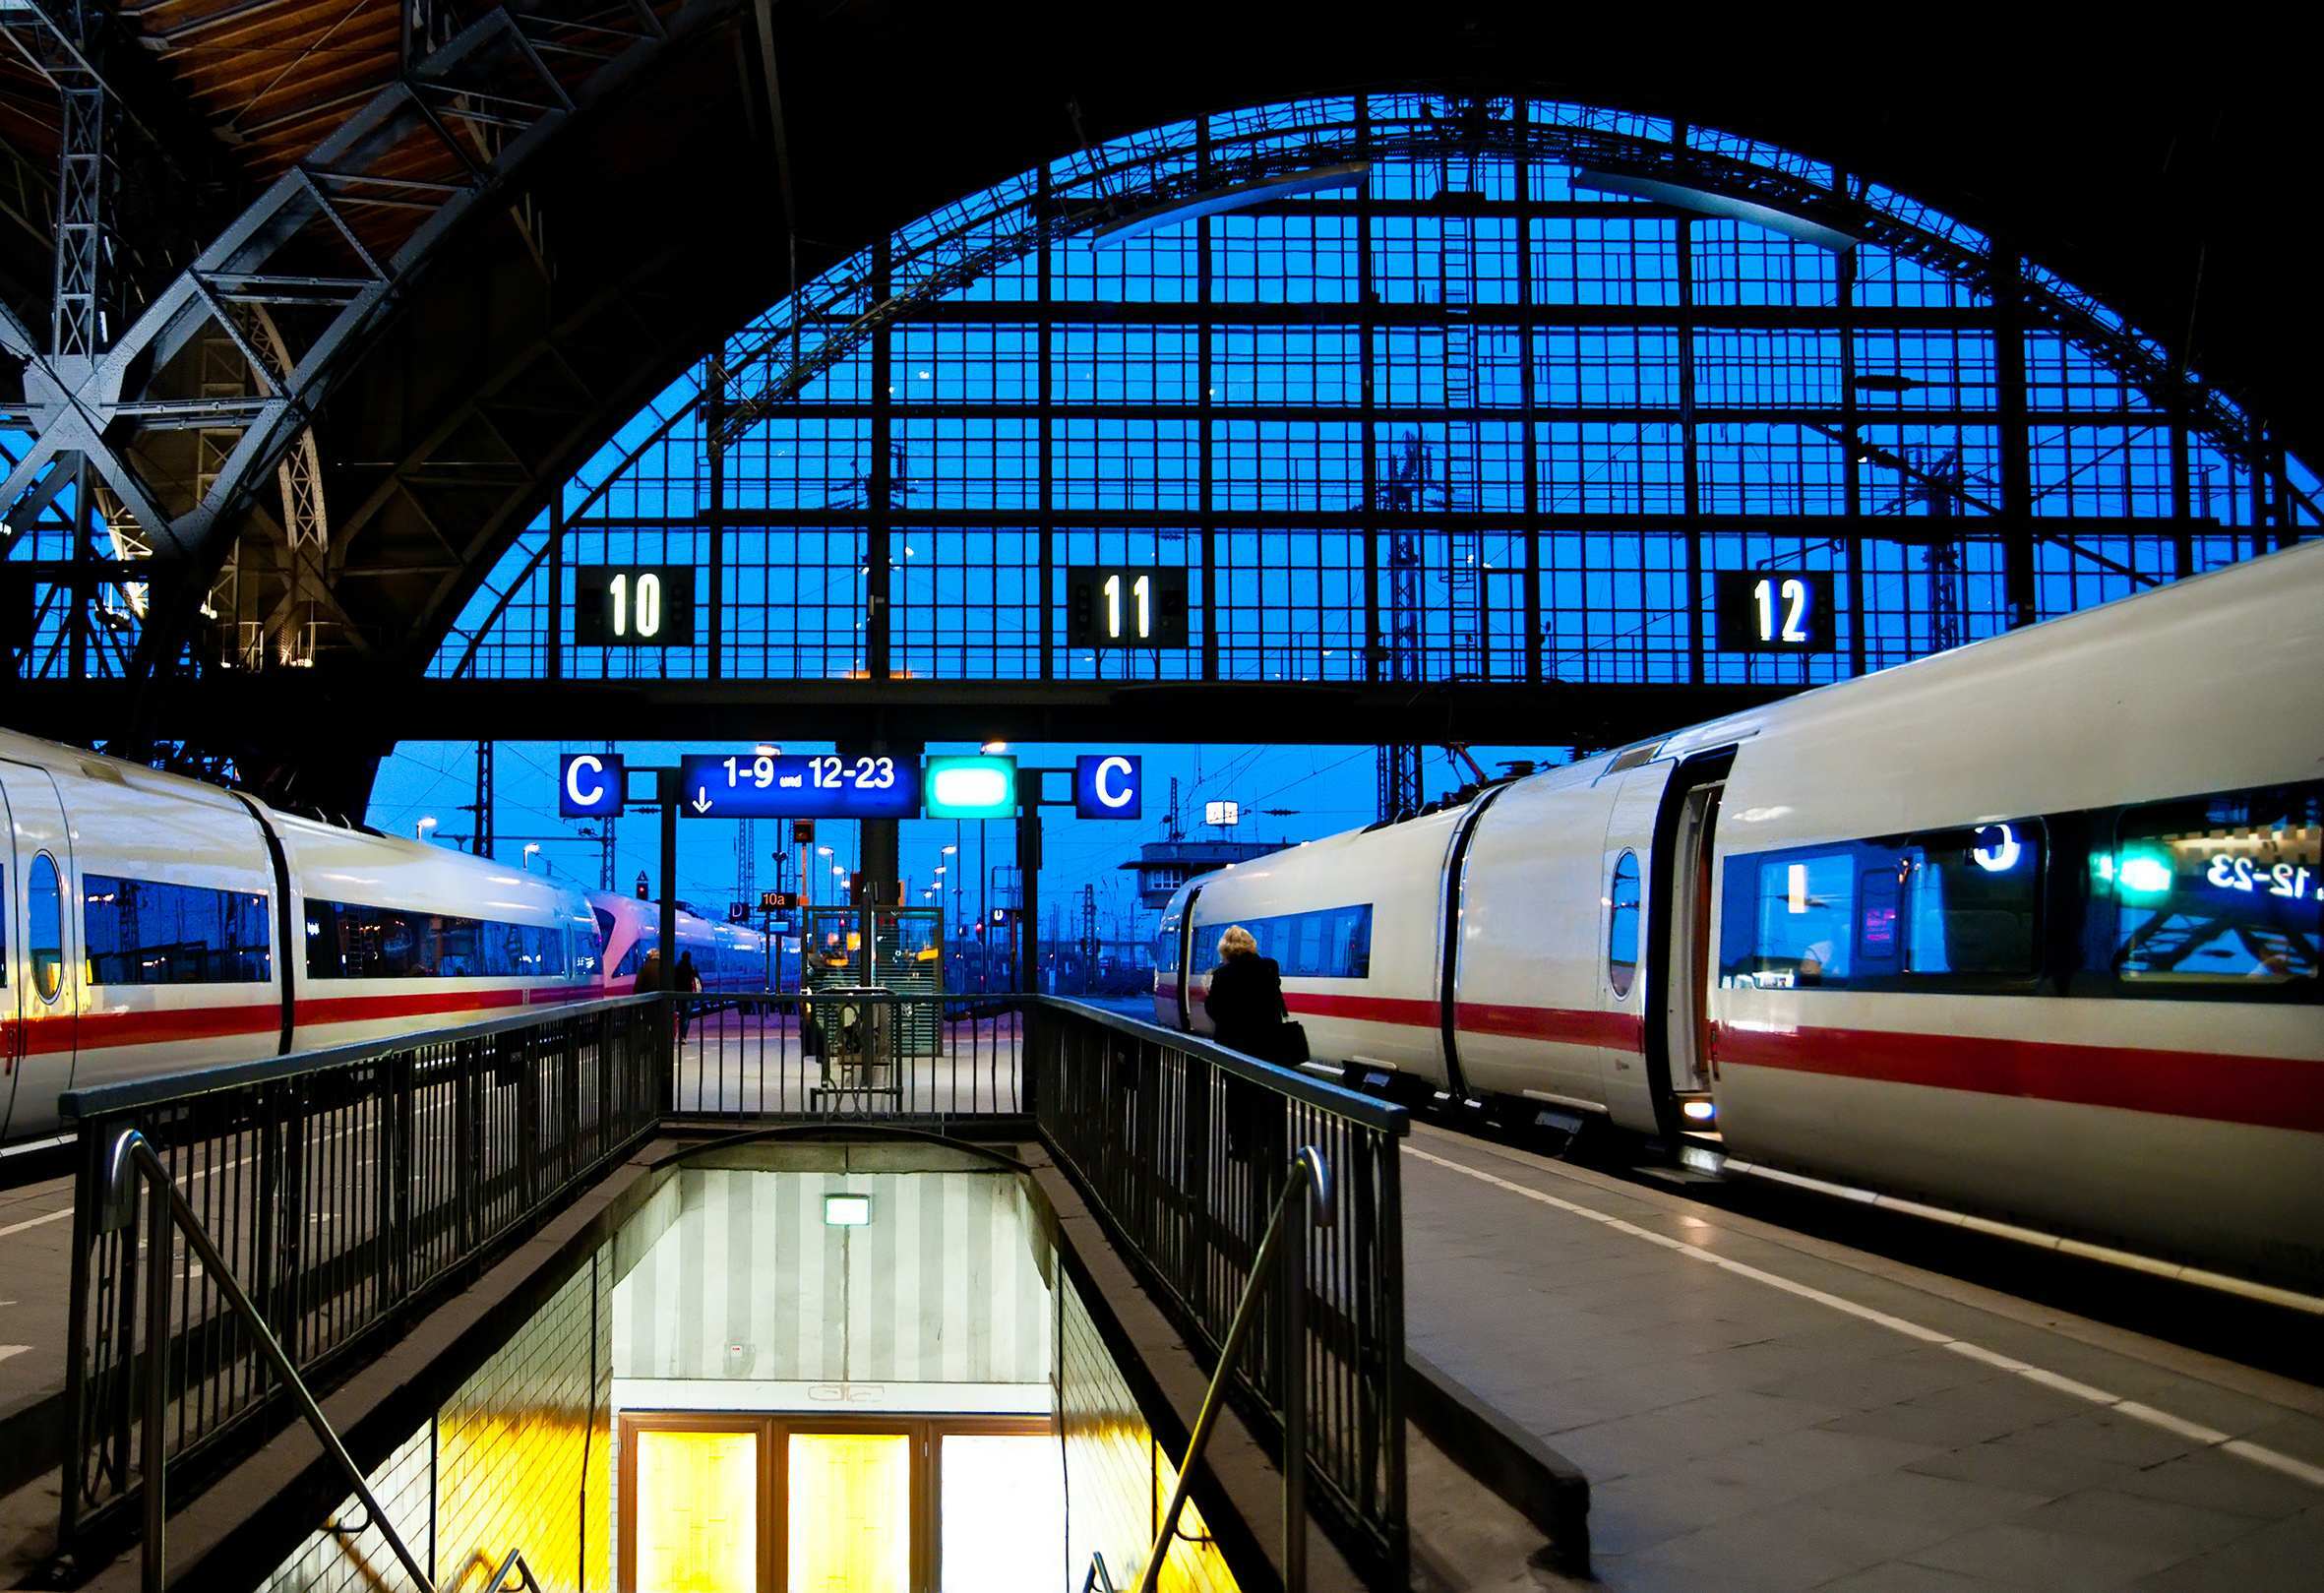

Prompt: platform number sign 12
[
  {"left": 1067, "top": 566, "right": 1190, "bottom": 649},
  {"left": 574, "top": 565, "right": 696, "bottom": 646},
  {"left": 1715, "top": 570, "right": 1836, "bottom": 653}
]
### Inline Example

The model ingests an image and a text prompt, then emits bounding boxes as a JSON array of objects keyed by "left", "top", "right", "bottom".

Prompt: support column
[
  {"left": 1989, "top": 245, "right": 2038, "bottom": 628},
  {"left": 867, "top": 236, "right": 894, "bottom": 681}
]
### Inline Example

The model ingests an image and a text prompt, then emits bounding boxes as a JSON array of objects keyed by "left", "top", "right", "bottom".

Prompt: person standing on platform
[
  {"left": 1204, "top": 926, "right": 1293, "bottom": 1173},
  {"left": 674, "top": 950, "right": 703, "bottom": 1044},
  {"left": 1204, "top": 926, "right": 1287, "bottom": 1058}
]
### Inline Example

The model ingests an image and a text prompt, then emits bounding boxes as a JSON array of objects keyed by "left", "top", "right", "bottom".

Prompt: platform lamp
[
  {"left": 416, "top": 816, "right": 437, "bottom": 843},
  {"left": 521, "top": 842, "right": 541, "bottom": 873}
]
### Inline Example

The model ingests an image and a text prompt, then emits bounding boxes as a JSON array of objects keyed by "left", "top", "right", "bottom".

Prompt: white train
[
  {"left": 1157, "top": 541, "right": 2324, "bottom": 1304},
  {"left": 0, "top": 729, "right": 762, "bottom": 1143}
]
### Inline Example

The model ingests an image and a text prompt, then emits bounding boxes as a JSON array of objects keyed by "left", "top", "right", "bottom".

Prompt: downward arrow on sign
[{"left": 692, "top": 788, "right": 712, "bottom": 815}]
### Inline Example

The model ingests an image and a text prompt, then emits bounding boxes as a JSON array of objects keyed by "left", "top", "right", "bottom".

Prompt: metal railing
[
  {"left": 99, "top": 1131, "right": 440, "bottom": 1593},
  {"left": 59, "top": 996, "right": 667, "bottom": 1550},
  {"left": 670, "top": 991, "right": 1027, "bottom": 1121},
  {"left": 1141, "top": 1146, "right": 1333, "bottom": 1593},
  {"left": 1029, "top": 1002, "right": 1411, "bottom": 1583}
]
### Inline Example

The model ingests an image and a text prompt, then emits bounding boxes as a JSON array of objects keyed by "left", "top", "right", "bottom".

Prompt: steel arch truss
[
  {"left": 444, "top": 92, "right": 2316, "bottom": 686},
  {"left": 1, "top": 0, "right": 729, "bottom": 690}
]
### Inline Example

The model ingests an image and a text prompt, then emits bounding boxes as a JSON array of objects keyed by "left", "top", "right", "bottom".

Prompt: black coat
[{"left": 1204, "top": 953, "right": 1286, "bottom": 1058}]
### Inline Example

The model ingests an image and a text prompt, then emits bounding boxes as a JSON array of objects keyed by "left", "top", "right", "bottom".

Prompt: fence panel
[
  {"left": 1027, "top": 999, "right": 1410, "bottom": 1581},
  {"left": 670, "top": 991, "right": 1027, "bottom": 1121},
  {"left": 59, "top": 996, "right": 666, "bottom": 1549}
]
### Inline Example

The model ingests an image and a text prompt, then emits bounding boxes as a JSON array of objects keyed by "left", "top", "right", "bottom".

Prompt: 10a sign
[
  {"left": 1714, "top": 570, "right": 1836, "bottom": 653},
  {"left": 1066, "top": 566, "right": 1189, "bottom": 649},
  {"left": 574, "top": 565, "right": 697, "bottom": 645}
]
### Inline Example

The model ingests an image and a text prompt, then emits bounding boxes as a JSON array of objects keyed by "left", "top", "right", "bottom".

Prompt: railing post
[
  {"left": 1281, "top": 1162, "right": 1308, "bottom": 1593},
  {"left": 141, "top": 1161, "right": 170, "bottom": 1593}
]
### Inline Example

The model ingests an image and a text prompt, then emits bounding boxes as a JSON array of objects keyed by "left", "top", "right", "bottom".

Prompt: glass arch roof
[{"left": 428, "top": 92, "right": 2318, "bottom": 691}]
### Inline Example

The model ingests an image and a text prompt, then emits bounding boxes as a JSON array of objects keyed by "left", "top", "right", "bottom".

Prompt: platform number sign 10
[
  {"left": 1067, "top": 566, "right": 1190, "bottom": 649},
  {"left": 574, "top": 565, "right": 696, "bottom": 646},
  {"left": 1715, "top": 570, "right": 1836, "bottom": 654}
]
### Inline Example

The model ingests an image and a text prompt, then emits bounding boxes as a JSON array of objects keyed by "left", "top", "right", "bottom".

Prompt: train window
[
  {"left": 28, "top": 853, "right": 62, "bottom": 1003},
  {"left": 2104, "top": 782, "right": 2320, "bottom": 998},
  {"left": 0, "top": 866, "right": 7, "bottom": 987},
  {"left": 615, "top": 933, "right": 656, "bottom": 978},
  {"left": 305, "top": 899, "right": 569, "bottom": 980},
  {"left": 1196, "top": 905, "right": 1372, "bottom": 978},
  {"left": 1723, "top": 848, "right": 1859, "bottom": 988},
  {"left": 1723, "top": 822, "right": 2043, "bottom": 992},
  {"left": 83, "top": 876, "right": 272, "bottom": 985},
  {"left": 1899, "top": 824, "right": 2043, "bottom": 976},
  {"left": 1607, "top": 851, "right": 1640, "bottom": 997}
]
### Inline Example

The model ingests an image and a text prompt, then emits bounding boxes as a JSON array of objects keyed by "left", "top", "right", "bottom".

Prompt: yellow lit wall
[
  {"left": 1058, "top": 1273, "right": 1239, "bottom": 1593},
  {"left": 252, "top": 1249, "right": 616, "bottom": 1593}
]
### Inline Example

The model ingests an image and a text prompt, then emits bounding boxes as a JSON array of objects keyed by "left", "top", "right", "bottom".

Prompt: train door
[
  {"left": 1175, "top": 887, "right": 1202, "bottom": 1028},
  {"left": 1662, "top": 779, "right": 1723, "bottom": 1129},
  {"left": 1596, "top": 764, "right": 1672, "bottom": 1133},
  {"left": 0, "top": 762, "right": 78, "bottom": 1141}
]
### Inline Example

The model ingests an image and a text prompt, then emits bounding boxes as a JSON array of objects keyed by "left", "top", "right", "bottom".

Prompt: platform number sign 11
[
  {"left": 574, "top": 565, "right": 696, "bottom": 646},
  {"left": 1067, "top": 566, "right": 1190, "bottom": 649},
  {"left": 1715, "top": 570, "right": 1836, "bottom": 653}
]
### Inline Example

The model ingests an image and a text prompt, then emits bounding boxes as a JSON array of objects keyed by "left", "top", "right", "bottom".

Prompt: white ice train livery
[
  {"left": 0, "top": 728, "right": 763, "bottom": 1144},
  {"left": 1157, "top": 541, "right": 2324, "bottom": 1302}
]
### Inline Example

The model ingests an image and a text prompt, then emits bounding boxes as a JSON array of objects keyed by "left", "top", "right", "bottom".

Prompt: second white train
[{"left": 1155, "top": 542, "right": 2324, "bottom": 1301}]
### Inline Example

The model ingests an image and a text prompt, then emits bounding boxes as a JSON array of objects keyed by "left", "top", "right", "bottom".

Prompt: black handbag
[{"left": 1270, "top": 1012, "right": 1311, "bottom": 1068}]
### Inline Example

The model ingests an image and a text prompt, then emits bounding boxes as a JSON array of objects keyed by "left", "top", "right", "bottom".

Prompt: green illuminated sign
[{"left": 923, "top": 755, "right": 1017, "bottom": 819}]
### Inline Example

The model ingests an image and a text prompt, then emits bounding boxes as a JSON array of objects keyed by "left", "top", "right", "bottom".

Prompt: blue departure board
[{"left": 677, "top": 753, "right": 918, "bottom": 820}]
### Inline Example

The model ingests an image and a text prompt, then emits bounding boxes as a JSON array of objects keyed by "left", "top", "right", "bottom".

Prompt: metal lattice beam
[{"left": 1, "top": 0, "right": 735, "bottom": 698}]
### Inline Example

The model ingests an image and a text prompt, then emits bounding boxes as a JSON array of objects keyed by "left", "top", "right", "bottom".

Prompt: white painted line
[
  {"left": 1406, "top": 1143, "right": 2324, "bottom": 1491},
  {"left": 0, "top": 1208, "right": 72, "bottom": 1239},
  {"left": 0, "top": 1346, "right": 28, "bottom": 1365}
]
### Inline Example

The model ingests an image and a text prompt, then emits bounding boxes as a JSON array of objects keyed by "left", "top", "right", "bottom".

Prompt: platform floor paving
[{"left": 1401, "top": 1122, "right": 2324, "bottom": 1592}]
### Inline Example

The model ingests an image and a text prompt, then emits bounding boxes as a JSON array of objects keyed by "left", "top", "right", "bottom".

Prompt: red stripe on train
[
  {"left": 17, "top": 1003, "right": 281, "bottom": 1055},
  {"left": 293, "top": 986, "right": 575, "bottom": 1026},
  {"left": 1713, "top": 1022, "right": 2324, "bottom": 1135},
  {"left": 1227, "top": 991, "right": 2319, "bottom": 1134},
  {"left": 1457, "top": 1002, "right": 1645, "bottom": 1049},
  {"left": 10, "top": 984, "right": 601, "bottom": 1057}
]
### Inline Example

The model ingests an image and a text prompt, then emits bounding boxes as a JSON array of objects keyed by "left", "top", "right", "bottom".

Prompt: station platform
[{"left": 1403, "top": 1123, "right": 2324, "bottom": 1591}]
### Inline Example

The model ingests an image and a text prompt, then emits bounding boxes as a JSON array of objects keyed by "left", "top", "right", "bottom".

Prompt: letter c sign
[
  {"left": 1073, "top": 754, "right": 1141, "bottom": 821},
  {"left": 559, "top": 752, "right": 626, "bottom": 817}
]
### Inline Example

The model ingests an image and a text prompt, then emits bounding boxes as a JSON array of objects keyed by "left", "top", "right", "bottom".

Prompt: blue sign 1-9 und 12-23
[
  {"left": 560, "top": 750, "right": 1143, "bottom": 821},
  {"left": 678, "top": 752, "right": 917, "bottom": 819}
]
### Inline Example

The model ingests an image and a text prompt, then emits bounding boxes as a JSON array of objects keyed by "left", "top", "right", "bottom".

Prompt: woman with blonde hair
[{"left": 1203, "top": 924, "right": 1287, "bottom": 1061}]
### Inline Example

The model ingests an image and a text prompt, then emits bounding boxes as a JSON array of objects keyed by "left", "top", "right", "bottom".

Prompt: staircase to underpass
[{"left": 0, "top": 993, "right": 1584, "bottom": 1591}]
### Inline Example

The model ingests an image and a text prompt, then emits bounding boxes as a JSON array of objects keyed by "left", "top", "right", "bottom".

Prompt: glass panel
[
  {"left": 1726, "top": 850, "right": 1857, "bottom": 988},
  {"left": 27, "top": 853, "right": 60, "bottom": 1003},
  {"left": 633, "top": 1428, "right": 759, "bottom": 1593},
  {"left": 1608, "top": 851, "right": 1640, "bottom": 997},
  {"left": 2109, "top": 782, "right": 2321, "bottom": 994},
  {"left": 1899, "top": 823, "right": 2042, "bottom": 975},
  {"left": 941, "top": 1433, "right": 1065, "bottom": 1593},
  {"left": 788, "top": 1432, "right": 911, "bottom": 1593},
  {"left": 82, "top": 876, "right": 272, "bottom": 986}
]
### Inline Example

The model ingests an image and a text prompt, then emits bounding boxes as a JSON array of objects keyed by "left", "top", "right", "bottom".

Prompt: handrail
[
  {"left": 1082, "top": 1549, "right": 1117, "bottom": 1593},
  {"left": 482, "top": 1546, "right": 541, "bottom": 1592},
  {"left": 99, "top": 1129, "right": 442, "bottom": 1593},
  {"left": 1033, "top": 997, "right": 1411, "bottom": 1132},
  {"left": 1136, "top": 1145, "right": 1334, "bottom": 1593}
]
